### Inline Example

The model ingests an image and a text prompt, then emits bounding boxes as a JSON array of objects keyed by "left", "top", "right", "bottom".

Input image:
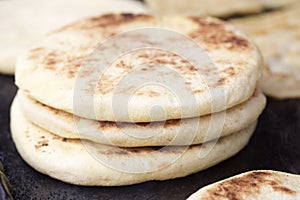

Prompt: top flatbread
[
  {"left": 145, "top": 0, "right": 298, "bottom": 17},
  {"left": 16, "top": 14, "right": 262, "bottom": 122},
  {"left": 187, "top": 170, "right": 300, "bottom": 200},
  {"left": 0, "top": 0, "right": 147, "bottom": 75},
  {"left": 231, "top": 3, "right": 300, "bottom": 99}
]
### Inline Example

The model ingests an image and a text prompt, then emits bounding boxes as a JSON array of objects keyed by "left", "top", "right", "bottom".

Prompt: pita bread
[
  {"left": 11, "top": 97, "right": 256, "bottom": 186},
  {"left": 231, "top": 3, "right": 300, "bottom": 99},
  {"left": 0, "top": 0, "right": 147, "bottom": 75},
  {"left": 16, "top": 14, "right": 262, "bottom": 122},
  {"left": 187, "top": 170, "right": 300, "bottom": 200},
  {"left": 145, "top": 0, "right": 297, "bottom": 17},
  {"left": 17, "top": 89, "right": 266, "bottom": 147}
]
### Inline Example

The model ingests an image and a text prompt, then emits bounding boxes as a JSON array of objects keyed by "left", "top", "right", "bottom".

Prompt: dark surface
[{"left": 0, "top": 74, "right": 300, "bottom": 200}]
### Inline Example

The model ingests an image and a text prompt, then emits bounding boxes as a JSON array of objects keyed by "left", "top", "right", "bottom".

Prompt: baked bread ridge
[{"left": 17, "top": 89, "right": 266, "bottom": 147}]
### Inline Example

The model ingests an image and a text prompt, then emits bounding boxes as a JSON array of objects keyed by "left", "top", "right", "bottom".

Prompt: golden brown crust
[
  {"left": 25, "top": 14, "right": 254, "bottom": 81},
  {"left": 200, "top": 171, "right": 296, "bottom": 200},
  {"left": 188, "top": 17, "right": 252, "bottom": 51}
]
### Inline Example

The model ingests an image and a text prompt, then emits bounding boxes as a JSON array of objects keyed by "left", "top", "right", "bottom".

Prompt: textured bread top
[
  {"left": 187, "top": 170, "right": 300, "bottom": 200},
  {"left": 16, "top": 14, "right": 261, "bottom": 122}
]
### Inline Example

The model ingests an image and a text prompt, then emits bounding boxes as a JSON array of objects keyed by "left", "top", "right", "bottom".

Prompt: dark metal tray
[{"left": 0, "top": 74, "right": 299, "bottom": 200}]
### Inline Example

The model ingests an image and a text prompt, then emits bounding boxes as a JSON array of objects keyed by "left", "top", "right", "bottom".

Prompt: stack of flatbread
[
  {"left": 0, "top": 0, "right": 148, "bottom": 75},
  {"left": 231, "top": 3, "right": 300, "bottom": 99},
  {"left": 12, "top": 14, "right": 266, "bottom": 186}
]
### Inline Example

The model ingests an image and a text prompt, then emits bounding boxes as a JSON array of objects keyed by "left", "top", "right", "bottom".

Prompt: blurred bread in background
[
  {"left": 231, "top": 3, "right": 300, "bottom": 99},
  {"left": 0, "top": 0, "right": 148, "bottom": 75},
  {"left": 144, "top": 0, "right": 297, "bottom": 17}
]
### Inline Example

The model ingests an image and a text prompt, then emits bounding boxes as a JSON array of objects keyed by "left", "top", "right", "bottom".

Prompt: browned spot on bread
[
  {"left": 201, "top": 171, "right": 296, "bottom": 200},
  {"left": 26, "top": 47, "right": 46, "bottom": 60},
  {"left": 62, "top": 138, "right": 68, "bottom": 142},
  {"left": 211, "top": 66, "right": 237, "bottom": 87},
  {"left": 54, "top": 13, "right": 153, "bottom": 33},
  {"left": 115, "top": 60, "right": 134, "bottom": 71},
  {"left": 189, "top": 17, "right": 226, "bottom": 30},
  {"left": 35, "top": 139, "right": 49, "bottom": 150},
  {"left": 98, "top": 121, "right": 116, "bottom": 129},
  {"left": 188, "top": 17, "right": 251, "bottom": 51},
  {"left": 88, "top": 13, "right": 152, "bottom": 28},
  {"left": 217, "top": 78, "right": 226, "bottom": 85},
  {"left": 148, "top": 90, "right": 160, "bottom": 97},
  {"left": 222, "top": 66, "right": 235, "bottom": 77},
  {"left": 163, "top": 119, "right": 181, "bottom": 128},
  {"left": 273, "top": 186, "right": 297, "bottom": 194},
  {"left": 193, "top": 89, "right": 204, "bottom": 94},
  {"left": 226, "top": 35, "right": 250, "bottom": 50}
]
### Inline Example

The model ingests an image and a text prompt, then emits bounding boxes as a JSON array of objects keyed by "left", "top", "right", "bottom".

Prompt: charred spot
[
  {"left": 273, "top": 186, "right": 296, "bottom": 195},
  {"left": 135, "top": 122, "right": 152, "bottom": 127},
  {"left": 188, "top": 65, "right": 197, "bottom": 72},
  {"left": 62, "top": 138, "right": 68, "bottom": 142},
  {"left": 188, "top": 17, "right": 251, "bottom": 51},
  {"left": 250, "top": 171, "right": 272, "bottom": 178},
  {"left": 83, "top": 13, "right": 152, "bottom": 29},
  {"left": 226, "top": 35, "right": 250, "bottom": 49},
  {"left": 98, "top": 121, "right": 116, "bottom": 129},
  {"left": 121, "top": 13, "right": 135, "bottom": 20},
  {"left": 217, "top": 78, "right": 226, "bottom": 85},
  {"left": 189, "top": 17, "right": 225, "bottom": 30},
  {"left": 34, "top": 140, "right": 49, "bottom": 150},
  {"left": 164, "top": 119, "right": 181, "bottom": 128}
]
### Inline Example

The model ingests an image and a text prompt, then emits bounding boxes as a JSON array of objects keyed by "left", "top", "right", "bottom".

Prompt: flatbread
[
  {"left": 145, "top": 0, "right": 297, "bottom": 17},
  {"left": 0, "top": 0, "right": 148, "bottom": 75},
  {"left": 16, "top": 14, "right": 262, "bottom": 122},
  {"left": 10, "top": 98, "right": 256, "bottom": 186},
  {"left": 17, "top": 89, "right": 266, "bottom": 147},
  {"left": 231, "top": 3, "right": 300, "bottom": 99},
  {"left": 187, "top": 170, "right": 300, "bottom": 200}
]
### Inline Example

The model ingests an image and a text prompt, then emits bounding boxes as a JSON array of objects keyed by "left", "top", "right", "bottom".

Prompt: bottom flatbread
[
  {"left": 187, "top": 170, "right": 300, "bottom": 200},
  {"left": 11, "top": 98, "right": 256, "bottom": 186}
]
